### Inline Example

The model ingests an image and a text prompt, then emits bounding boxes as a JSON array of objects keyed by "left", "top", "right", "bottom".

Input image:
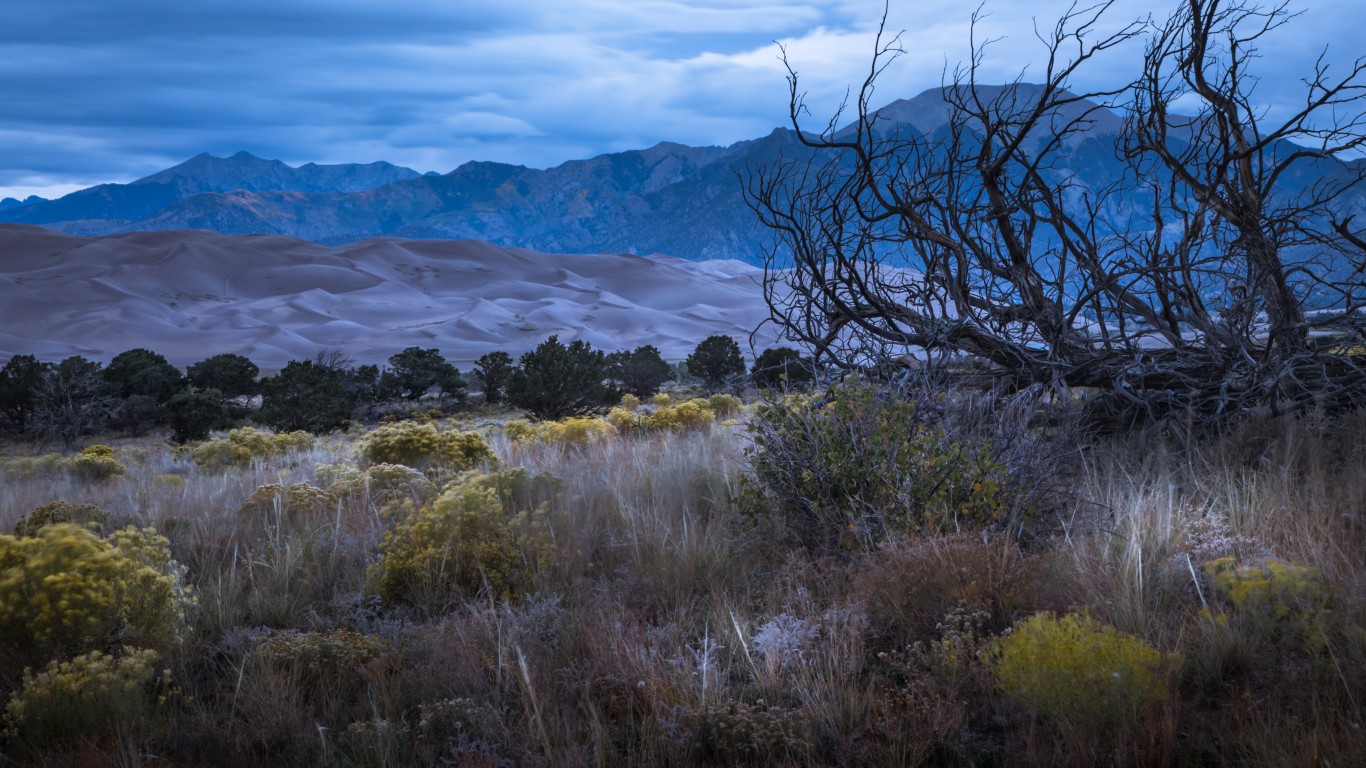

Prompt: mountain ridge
[{"left": 4, "top": 85, "right": 1361, "bottom": 264}]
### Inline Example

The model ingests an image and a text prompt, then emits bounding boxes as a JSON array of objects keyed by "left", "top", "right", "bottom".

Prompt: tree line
[{"left": 0, "top": 335, "right": 817, "bottom": 447}]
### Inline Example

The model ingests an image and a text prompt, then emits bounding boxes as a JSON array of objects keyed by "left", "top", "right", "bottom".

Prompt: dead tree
[{"left": 744, "top": 0, "right": 1366, "bottom": 425}]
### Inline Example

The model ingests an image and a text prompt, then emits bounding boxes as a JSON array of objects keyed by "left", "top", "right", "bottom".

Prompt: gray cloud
[{"left": 2, "top": 0, "right": 1360, "bottom": 199}]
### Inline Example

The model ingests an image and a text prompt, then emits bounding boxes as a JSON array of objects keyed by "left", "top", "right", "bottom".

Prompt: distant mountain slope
[
  {"left": 5, "top": 85, "right": 1362, "bottom": 265},
  {"left": 132, "top": 151, "right": 426, "bottom": 195},
  {"left": 0, "top": 224, "right": 776, "bottom": 368},
  {"left": 0, "top": 152, "right": 423, "bottom": 227}
]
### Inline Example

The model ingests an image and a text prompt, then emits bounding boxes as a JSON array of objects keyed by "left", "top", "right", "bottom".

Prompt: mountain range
[{"left": 2, "top": 85, "right": 1362, "bottom": 266}]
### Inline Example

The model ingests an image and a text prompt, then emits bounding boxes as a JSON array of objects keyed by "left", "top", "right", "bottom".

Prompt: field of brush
[{"left": 1, "top": 390, "right": 1364, "bottom": 766}]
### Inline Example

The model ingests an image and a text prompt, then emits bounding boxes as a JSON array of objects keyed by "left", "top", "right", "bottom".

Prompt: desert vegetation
[{"left": 1, "top": 351, "right": 1364, "bottom": 764}]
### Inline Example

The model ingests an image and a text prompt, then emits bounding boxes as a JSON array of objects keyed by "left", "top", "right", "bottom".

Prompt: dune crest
[{"left": 0, "top": 224, "right": 777, "bottom": 367}]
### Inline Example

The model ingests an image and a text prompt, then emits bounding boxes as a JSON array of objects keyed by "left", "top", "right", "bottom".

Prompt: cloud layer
[{"left": 4, "top": 0, "right": 1360, "bottom": 199}]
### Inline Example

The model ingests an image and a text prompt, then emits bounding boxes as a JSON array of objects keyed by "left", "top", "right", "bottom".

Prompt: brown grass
[{"left": 0, "top": 406, "right": 1364, "bottom": 765}]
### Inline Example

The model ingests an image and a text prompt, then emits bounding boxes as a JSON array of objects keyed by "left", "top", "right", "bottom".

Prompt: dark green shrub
[
  {"left": 110, "top": 393, "right": 164, "bottom": 434},
  {"left": 685, "top": 335, "right": 745, "bottom": 390},
  {"left": 751, "top": 347, "right": 816, "bottom": 390},
  {"left": 745, "top": 382, "right": 1022, "bottom": 553},
  {"left": 608, "top": 344, "right": 674, "bottom": 397},
  {"left": 258, "top": 359, "right": 354, "bottom": 433},
  {"left": 0, "top": 354, "right": 47, "bottom": 432},
  {"left": 505, "top": 335, "right": 617, "bottom": 420},
  {"left": 166, "top": 388, "right": 230, "bottom": 443},
  {"left": 103, "top": 348, "right": 185, "bottom": 403},
  {"left": 186, "top": 353, "right": 259, "bottom": 397},
  {"left": 473, "top": 351, "right": 515, "bottom": 404},
  {"left": 381, "top": 346, "right": 465, "bottom": 401}
]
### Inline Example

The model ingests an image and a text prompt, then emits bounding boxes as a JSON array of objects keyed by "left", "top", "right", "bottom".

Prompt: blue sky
[{"left": 2, "top": 0, "right": 1360, "bottom": 200}]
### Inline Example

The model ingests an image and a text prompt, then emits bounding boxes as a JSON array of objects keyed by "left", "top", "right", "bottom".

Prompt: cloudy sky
[{"left": 3, "top": 0, "right": 1360, "bottom": 200}]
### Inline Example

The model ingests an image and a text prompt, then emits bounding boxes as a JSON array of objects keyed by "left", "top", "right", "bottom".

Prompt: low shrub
[
  {"left": 67, "top": 444, "right": 126, "bottom": 481},
  {"left": 991, "top": 612, "right": 1179, "bottom": 739},
  {"left": 744, "top": 382, "right": 1022, "bottom": 553},
  {"left": 0, "top": 453, "right": 66, "bottom": 480},
  {"left": 0, "top": 524, "right": 192, "bottom": 658},
  {"left": 371, "top": 472, "right": 554, "bottom": 609},
  {"left": 190, "top": 426, "right": 315, "bottom": 468},
  {"left": 357, "top": 421, "right": 497, "bottom": 472},
  {"left": 254, "top": 628, "right": 388, "bottom": 684},
  {"left": 647, "top": 400, "right": 715, "bottom": 431},
  {"left": 13, "top": 500, "right": 108, "bottom": 537},
  {"left": 1203, "top": 557, "right": 1334, "bottom": 650},
  {"left": 334, "top": 698, "right": 503, "bottom": 766},
  {"left": 237, "top": 482, "right": 335, "bottom": 524},
  {"left": 687, "top": 700, "right": 807, "bottom": 764},
  {"left": 502, "top": 416, "right": 616, "bottom": 445},
  {"left": 606, "top": 406, "right": 647, "bottom": 433},
  {"left": 321, "top": 462, "right": 436, "bottom": 507},
  {"left": 706, "top": 393, "right": 743, "bottom": 419},
  {"left": 3, "top": 648, "right": 169, "bottom": 752},
  {"left": 539, "top": 416, "right": 616, "bottom": 445}
]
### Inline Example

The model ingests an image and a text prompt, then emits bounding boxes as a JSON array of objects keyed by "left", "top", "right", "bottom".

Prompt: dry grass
[{"left": 0, "top": 405, "right": 1364, "bottom": 766}]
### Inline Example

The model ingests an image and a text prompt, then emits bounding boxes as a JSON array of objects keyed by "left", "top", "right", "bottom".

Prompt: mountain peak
[{"left": 126, "top": 152, "right": 423, "bottom": 195}]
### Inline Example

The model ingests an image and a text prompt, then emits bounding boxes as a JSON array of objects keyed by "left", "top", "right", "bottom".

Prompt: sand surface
[{"left": 0, "top": 224, "right": 780, "bottom": 368}]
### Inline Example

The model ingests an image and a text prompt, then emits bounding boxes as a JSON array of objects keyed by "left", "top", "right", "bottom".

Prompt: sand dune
[{"left": 0, "top": 224, "right": 779, "bottom": 368}]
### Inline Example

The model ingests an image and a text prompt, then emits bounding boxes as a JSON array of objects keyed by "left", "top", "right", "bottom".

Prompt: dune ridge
[{"left": 0, "top": 224, "right": 778, "bottom": 368}]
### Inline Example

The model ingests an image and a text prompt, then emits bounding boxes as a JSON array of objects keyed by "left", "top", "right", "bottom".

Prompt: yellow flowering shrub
[
  {"left": 153, "top": 473, "right": 188, "bottom": 491},
  {"left": 652, "top": 393, "right": 673, "bottom": 407},
  {"left": 67, "top": 445, "right": 126, "bottom": 481},
  {"left": 254, "top": 628, "right": 388, "bottom": 682},
  {"left": 503, "top": 416, "right": 617, "bottom": 445},
  {"left": 1203, "top": 557, "right": 1327, "bottom": 620},
  {"left": 992, "top": 613, "right": 1179, "bottom": 737},
  {"left": 13, "top": 501, "right": 108, "bottom": 538},
  {"left": 190, "top": 426, "right": 315, "bottom": 468},
  {"left": 502, "top": 419, "right": 539, "bottom": 444},
  {"left": 0, "top": 524, "right": 192, "bottom": 658},
  {"left": 620, "top": 393, "right": 641, "bottom": 410},
  {"left": 1203, "top": 557, "right": 1333, "bottom": 649},
  {"left": 237, "top": 482, "right": 335, "bottom": 523},
  {"left": 321, "top": 462, "right": 436, "bottom": 506},
  {"left": 540, "top": 416, "right": 615, "bottom": 444},
  {"left": 3, "top": 648, "right": 169, "bottom": 750},
  {"left": 1, "top": 453, "right": 66, "bottom": 480},
  {"left": 371, "top": 473, "right": 554, "bottom": 608},
  {"left": 606, "top": 406, "right": 647, "bottom": 433},
  {"left": 647, "top": 400, "right": 715, "bottom": 431},
  {"left": 706, "top": 393, "right": 743, "bottom": 419},
  {"left": 357, "top": 421, "right": 497, "bottom": 472}
]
